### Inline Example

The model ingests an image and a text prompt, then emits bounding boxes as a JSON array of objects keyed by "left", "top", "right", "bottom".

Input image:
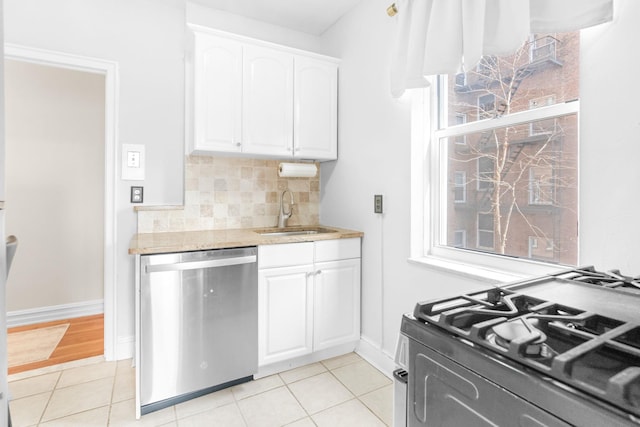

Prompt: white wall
[
  {"left": 579, "top": 0, "right": 640, "bottom": 273},
  {"left": 5, "top": 60, "right": 105, "bottom": 311},
  {"left": 319, "top": 0, "right": 640, "bottom": 371},
  {"left": 4, "top": 0, "right": 186, "bottom": 357},
  {"left": 319, "top": 0, "right": 480, "bottom": 369}
]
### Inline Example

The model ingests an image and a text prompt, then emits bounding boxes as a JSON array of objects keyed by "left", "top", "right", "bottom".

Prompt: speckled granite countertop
[{"left": 128, "top": 225, "right": 364, "bottom": 255}]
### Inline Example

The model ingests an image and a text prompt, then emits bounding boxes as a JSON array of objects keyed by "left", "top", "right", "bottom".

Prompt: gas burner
[
  {"left": 463, "top": 291, "right": 546, "bottom": 317},
  {"left": 486, "top": 318, "right": 554, "bottom": 357}
]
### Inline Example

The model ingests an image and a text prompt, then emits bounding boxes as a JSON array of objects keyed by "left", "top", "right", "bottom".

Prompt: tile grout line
[
  {"left": 324, "top": 360, "right": 392, "bottom": 427},
  {"left": 279, "top": 371, "right": 319, "bottom": 426},
  {"left": 106, "top": 367, "right": 118, "bottom": 427},
  {"left": 34, "top": 368, "right": 63, "bottom": 426}
]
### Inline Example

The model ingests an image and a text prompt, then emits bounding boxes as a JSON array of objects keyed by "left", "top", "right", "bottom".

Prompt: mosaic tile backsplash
[{"left": 137, "top": 156, "right": 320, "bottom": 233}]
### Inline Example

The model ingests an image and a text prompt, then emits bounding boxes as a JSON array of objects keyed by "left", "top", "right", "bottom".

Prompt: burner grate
[{"left": 557, "top": 267, "right": 640, "bottom": 292}]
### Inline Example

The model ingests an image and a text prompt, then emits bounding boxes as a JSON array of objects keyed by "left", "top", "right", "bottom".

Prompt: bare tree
[{"left": 448, "top": 35, "right": 578, "bottom": 260}]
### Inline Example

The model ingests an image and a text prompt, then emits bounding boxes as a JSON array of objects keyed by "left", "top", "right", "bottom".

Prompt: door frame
[{"left": 5, "top": 44, "right": 119, "bottom": 360}]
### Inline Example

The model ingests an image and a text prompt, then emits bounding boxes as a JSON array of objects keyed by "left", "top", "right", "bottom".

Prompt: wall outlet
[
  {"left": 131, "top": 186, "right": 143, "bottom": 203},
  {"left": 374, "top": 194, "right": 383, "bottom": 214}
]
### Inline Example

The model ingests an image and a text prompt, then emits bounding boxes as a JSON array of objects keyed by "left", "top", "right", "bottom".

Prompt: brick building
[{"left": 444, "top": 32, "right": 579, "bottom": 265}]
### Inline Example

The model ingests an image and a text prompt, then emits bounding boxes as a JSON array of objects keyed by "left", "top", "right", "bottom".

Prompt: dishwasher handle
[{"left": 145, "top": 255, "right": 257, "bottom": 274}]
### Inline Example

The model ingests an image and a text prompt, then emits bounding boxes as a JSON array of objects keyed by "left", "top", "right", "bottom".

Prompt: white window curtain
[{"left": 390, "top": 0, "right": 613, "bottom": 97}]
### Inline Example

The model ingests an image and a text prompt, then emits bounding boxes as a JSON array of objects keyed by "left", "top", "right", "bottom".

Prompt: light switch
[
  {"left": 127, "top": 151, "right": 140, "bottom": 168},
  {"left": 122, "top": 144, "right": 145, "bottom": 180}
]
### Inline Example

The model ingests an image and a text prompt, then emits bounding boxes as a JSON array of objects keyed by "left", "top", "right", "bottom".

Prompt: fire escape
[{"left": 453, "top": 35, "right": 563, "bottom": 211}]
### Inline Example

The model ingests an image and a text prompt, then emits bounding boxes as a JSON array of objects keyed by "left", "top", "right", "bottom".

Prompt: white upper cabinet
[
  {"left": 294, "top": 57, "right": 338, "bottom": 160},
  {"left": 192, "top": 33, "right": 242, "bottom": 153},
  {"left": 242, "top": 45, "right": 294, "bottom": 156},
  {"left": 187, "top": 27, "right": 339, "bottom": 161}
]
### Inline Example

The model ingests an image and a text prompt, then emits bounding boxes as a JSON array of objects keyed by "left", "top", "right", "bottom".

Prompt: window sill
[{"left": 408, "top": 254, "right": 568, "bottom": 285}]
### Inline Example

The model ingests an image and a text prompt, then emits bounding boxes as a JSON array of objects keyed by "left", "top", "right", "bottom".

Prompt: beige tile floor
[{"left": 8, "top": 352, "right": 392, "bottom": 427}]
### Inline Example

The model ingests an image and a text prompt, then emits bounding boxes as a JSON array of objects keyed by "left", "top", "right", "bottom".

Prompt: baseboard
[
  {"left": 255, "top": 342, "right": 358, "bottom": 378},
  {"left": 7, "top": 300, "right": 104, "bottom": 328},
  {"left": 115, "top": 335, "right": 135, "bottom": 361},
  {"left": 355, "top": 335, "right": 396, "bottom": 378}
]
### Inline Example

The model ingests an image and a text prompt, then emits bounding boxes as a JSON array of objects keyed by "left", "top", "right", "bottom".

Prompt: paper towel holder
[{"left": 278, "top": 162, "right": 317, "bottom": 178}]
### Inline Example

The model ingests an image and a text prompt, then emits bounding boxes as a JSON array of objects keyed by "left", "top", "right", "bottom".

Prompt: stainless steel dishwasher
[{"left": 138, "top": 246, "right": 257, "bottom": 415}]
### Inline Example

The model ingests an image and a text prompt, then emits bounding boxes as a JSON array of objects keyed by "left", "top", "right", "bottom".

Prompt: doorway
[{"left": 4, "top": 45, "right": 118, "bottom": 361}]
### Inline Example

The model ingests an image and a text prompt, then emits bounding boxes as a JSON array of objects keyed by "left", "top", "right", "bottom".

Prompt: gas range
[{"left": 399, "top": 267, "right": 640, "bottom": 426}]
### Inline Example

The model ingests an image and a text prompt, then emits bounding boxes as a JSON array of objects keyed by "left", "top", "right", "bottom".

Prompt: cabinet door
[
  {"left": 259, "top": 265, "right": 314, "bottom": 366},
  {"left": 193, "top": 34, "right": 242, "bottom": 153},
  {"left": 313, "top": 258, "right": 361, "bottom": 351},
  {"left": 294, "top": 57, "right": 338, "bottom": 160},
  {"left": 243, "top": 45, "right": 294, "bottom": 156}
]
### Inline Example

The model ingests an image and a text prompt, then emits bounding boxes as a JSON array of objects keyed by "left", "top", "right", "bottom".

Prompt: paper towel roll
[{"left": 278, "top": 162, "right": 317, "bottom": 178}]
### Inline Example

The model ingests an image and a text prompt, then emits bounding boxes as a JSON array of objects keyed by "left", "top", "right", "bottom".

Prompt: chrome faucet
[{"left": 278, "top": 189, "right": 294, "bottom": 228}]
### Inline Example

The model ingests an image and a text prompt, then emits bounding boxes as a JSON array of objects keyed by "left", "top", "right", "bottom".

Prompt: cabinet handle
[
  {"left": 235, "top": 142, "right": 241, "bottom": 147},
  {"left": 315, "top": 270, "right": 322, "bottom": 275}
]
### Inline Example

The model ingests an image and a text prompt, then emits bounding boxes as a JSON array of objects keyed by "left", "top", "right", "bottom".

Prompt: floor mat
[{"left": 7, "top": 323, "right": 69, "bottom": 367}]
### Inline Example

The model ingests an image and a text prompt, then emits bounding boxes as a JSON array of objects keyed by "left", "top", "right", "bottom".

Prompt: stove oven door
[{"left": 409, "top": 342, "right": 571, "bottom": 427}]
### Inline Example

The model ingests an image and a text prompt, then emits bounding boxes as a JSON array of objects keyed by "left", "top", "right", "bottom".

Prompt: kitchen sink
[{"left": 255, "top": 227, "right": 337, "bottom": 237}]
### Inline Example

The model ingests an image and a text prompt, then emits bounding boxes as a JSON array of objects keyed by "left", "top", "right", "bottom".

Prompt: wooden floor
[{"left": 7, "top": 314, "right": 104, "bottom": 375}]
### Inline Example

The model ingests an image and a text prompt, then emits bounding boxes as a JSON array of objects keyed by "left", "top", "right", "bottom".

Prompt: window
[
  {"left": 529, "top": 95, "right": 557, "bottom": 136},
  {"left": 476, "top": 55, "right": 497, "bottom": 75},
  {"left": 477, "top": 213, "right": 494, "bottom": 249},
  {"left": 477, "top": 93, "right": 496, "bottom": 119},
  {"left": 477, "top": 156, "right": 494, "bottom": 191},
  {"left": 528, "top": 236, "right": 555, "bottom": 260},
  {"left": 453, "top": 171, "right": 466, "bottom": 203},
  {"left": 414, "top": 31, "right": 579, "bottom": 270},
  {"left": 454, "top": 113, "right": 467, "bottom": 144},
  {"left": 453, "top": 230, "right": 466, "bottom": 248},
  {"left": 455, "top": 72, "right": 467, "bottom": 88},
  {"left": 529, "top": 166, "right": 554, "bottom": 205}
]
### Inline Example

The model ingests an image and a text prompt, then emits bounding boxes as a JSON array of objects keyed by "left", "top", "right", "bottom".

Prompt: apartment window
[
  {"left": 477, "top": 93, "right": 496, "bottom": 119},
  {"left": 476, "top": 55, "right": 497, "bottom": 75},
  {"left": 477, "top": 213, "right": 494, "bottom": 249},
  {"left": 529, "top": 166, "right": 554, "bottom": 205},
  {"left": 477, "top": 156, "right": 494, "bottom": 191},
  {"left": 454, "top": 113, "right": 467, "bottom": 144},
  {"left": 530, "top": 95, "right": 557, "bottom": 136},
  {"left": 453, "top": 230, "right": 467, "bottom": 248},
  {"left": 528, "top": 236, "right": 555, "bottom": 261},
  {"left": 454, "top": 171, "right": 466, "bottom": 203},
  {"left": 416, "top": 31, "right": 579, "bottom": 268}
]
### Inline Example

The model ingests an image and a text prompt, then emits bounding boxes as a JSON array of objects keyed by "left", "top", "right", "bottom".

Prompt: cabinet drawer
[
  {"left": 315, "top": 238, "right": 361, "bottom": 262},
  {"left": 259, "top": 242, "right": 314, "bottom": 268}
]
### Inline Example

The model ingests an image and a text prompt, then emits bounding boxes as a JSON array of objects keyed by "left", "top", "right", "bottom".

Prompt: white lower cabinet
[
  {"left": 259, "top": 264, "right": 314, "bottom": 365},
  {"left": 258, "top": 238, "right": 361, "bottom": 367},
  {"left": 313, "top": 258, "right": 361, "bottom": 351}
]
